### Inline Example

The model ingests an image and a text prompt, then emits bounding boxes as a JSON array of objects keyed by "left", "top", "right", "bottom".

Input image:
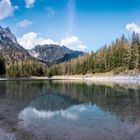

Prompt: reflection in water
[
  {"left": 19, "top": 104, "right": 88, "bottom": 121},
  {"left": 0, "top": 80, "right": 140, "bottom": 139}
]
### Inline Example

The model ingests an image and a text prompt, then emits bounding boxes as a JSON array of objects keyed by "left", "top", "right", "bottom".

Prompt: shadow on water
[{"left": 0, "top": 80, "right": 140, "bottom": 139}]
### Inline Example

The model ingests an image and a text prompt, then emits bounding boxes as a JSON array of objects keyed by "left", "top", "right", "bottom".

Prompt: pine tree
[
  {"left": 129, "top": 32, "right": 139, "bottom": 69},
  {"left": 0, "top": 53, "right": 6, "bottom": 76}
]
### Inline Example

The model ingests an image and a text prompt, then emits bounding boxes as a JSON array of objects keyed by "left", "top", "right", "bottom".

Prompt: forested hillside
[
  {"left": 0, "top": 32, "right": 140, "bottom": 77},
  {"left": 0, "top": 26, "right": 49, "bottom": 77},
  {"left": 0, "top": 52, "right": 48, "bottom": 77},
  {"left": 47, "top": 32, "right": 140, "bottom": 76}
]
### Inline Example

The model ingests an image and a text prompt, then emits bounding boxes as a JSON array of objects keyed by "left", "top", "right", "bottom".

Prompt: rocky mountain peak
[
  {"left": 30, "top": 44, "right": 84, "bottom": 64},
  {"left": 0, "top": 25, "right": 84, "bottom": 65},
  {"left": 0, "top": 25, "right": 30, "bottom": 63},
  {"left": 0, "top": 26, "right": 18, "bottom": 45}
]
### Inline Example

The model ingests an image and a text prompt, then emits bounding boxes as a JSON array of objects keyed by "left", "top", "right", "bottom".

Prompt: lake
[{"left": 0, "top": 80, "right": 140, "bottom": 140}]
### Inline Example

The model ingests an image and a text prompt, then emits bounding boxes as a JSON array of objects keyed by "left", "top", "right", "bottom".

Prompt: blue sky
[{"left": 0, "top": 0, "right": 140, "bottom": 51}]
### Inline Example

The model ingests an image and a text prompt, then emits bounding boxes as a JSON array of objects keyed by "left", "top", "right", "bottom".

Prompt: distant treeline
[
  {"left": 6, "top": 60, "right": 47, "bottom": 77},
  {"left": 0, "top": 54, "right": 47, "bottom": 77},
  {"left": 0, "top": 32, "right": 140, "bottom": 77},
  {"left": 47, "top": 32, "right": 140, "bottom": 76}
]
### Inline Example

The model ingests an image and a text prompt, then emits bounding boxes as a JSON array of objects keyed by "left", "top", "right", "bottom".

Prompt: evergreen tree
[
  {"left": 129, "top": 32, "right": 139, "bottom": 69},
  {"left": 0, "top": 54, "right": 6, "bottom": 76}
]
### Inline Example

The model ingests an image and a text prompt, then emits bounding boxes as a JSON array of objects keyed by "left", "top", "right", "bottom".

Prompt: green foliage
[
  {"left": 2, "top": 33, "right": 140, "bottom": 77},
  {"left": 0, "top": 53, "right": 6, "bottom": 76},
  {"left": 6, "top": 60, "right": 47, "bottom": 77},
  {"left": 48, "top": 33, "right": 140, "bottom": 76}
]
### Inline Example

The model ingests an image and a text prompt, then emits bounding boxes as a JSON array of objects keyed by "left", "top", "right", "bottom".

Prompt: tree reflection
[{"left": 0, "top": 80, "right": 140, "bottom": 122}]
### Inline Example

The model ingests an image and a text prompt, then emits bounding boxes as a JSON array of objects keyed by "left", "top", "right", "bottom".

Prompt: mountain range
[
  {"left": 30, "top": 44, "right": 84, "bottom": 64},
  {"left": 0, "top": 25, "right": 84, "bottom": 65}
]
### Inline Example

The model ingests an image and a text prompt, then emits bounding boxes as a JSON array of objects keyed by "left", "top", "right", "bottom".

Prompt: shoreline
[{"left": 0, "top": 75, "right": 140, "bottom": 83}]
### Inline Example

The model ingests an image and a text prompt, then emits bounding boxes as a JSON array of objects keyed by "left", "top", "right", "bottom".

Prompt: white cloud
[
  {"left": 0, "top": 0, "right": 17, "bottom": 20},
  {"left": 25, "top": 0, "right": 35, "bottom": 8},
  {"left": 126, "top": 23, "right": 140, "bottom": 33},
  {"left": 17, "top": 19, "right": 32, "bottom": 28},
  {"left": 17, "top": 32, "right": 87, "bottom": 51},
  {"left": 47, "top": 7, "right": 55, "bottom": 18},
  {"left": 17, "top": 32, "right": 58, "bottom": 50},
  {"left": 18, "top": 104, "right": 89, "bottom": 122},
  {"left": 67, "top": 0, "right": 75, "bottom": 35},
  {"left": 60, "top": 36, "right": 87, "bottom": 51},
  {"left": 19, "top": 107, "right": 78, "bottom": 121}
]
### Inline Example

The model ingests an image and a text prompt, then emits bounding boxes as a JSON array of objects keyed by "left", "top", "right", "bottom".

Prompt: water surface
[{"left": 0, "top": 80, "right": 140, "bottom": 140}]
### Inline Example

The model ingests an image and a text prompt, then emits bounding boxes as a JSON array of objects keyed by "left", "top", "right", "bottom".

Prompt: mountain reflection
[{"left": 0, "top": 80, "right": 140, "bottom": 122}]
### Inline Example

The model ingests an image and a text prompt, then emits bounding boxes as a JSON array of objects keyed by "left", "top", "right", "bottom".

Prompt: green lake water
[{"left": 0, "top": 80, "right": 140, "bottom": 140}]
